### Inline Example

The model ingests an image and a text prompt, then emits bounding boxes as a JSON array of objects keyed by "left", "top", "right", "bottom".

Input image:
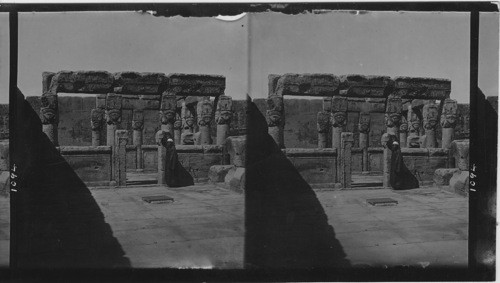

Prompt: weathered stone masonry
[
  {"left": 265, "top": 73, "right": 459, "bottom": 188},
  {"left": 30, "top": 70, "right": 232, "bottom": 187}
]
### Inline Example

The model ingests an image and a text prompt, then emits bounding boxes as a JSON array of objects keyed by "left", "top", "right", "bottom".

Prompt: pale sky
[{"left": 0, "top": 11, "right": 498, "bottom": 104}]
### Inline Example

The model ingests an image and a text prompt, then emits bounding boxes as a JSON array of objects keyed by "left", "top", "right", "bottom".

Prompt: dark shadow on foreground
[
  {"left": 244, "top": 99, "right": 350, "bottom": 268},
  {"left": 11, "top": 89, "right": 130, "bottom": 268}
]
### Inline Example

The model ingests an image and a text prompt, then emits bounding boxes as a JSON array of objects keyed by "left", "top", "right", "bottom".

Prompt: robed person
[
  {"left": 386, "top": 135, "right": 419, "bottom": 190},
  {"left": 161, "top": 132, "right": 194, "bottom": 187}
]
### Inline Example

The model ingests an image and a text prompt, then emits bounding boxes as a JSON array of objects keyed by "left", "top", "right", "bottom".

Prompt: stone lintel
[
  {"left": 275, "top": 73, "right": 340, "bottom": 97},
  {"left": 167, "top": 73, "right": 226, "bottom": 96},
  {"left": 282, "top": 148, "right": 337, "bottom": 157},
  {"left": 393, "top": 76, "right": 451, "bottom": 99},
  {"left": 114, "top": 72, "right": 167, "bottom": 95},
  {"left": 53, "top": 70, "right": 114, "bottom": 94},
  {"left": 338, "top": 74, "right": 393, "bottom": 98}
]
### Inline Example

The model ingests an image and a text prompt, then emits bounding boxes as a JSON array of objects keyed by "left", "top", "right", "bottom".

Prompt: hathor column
[
  {"left": 156, "top": 130, "right": 167, "bottom": 184},
  {"left": 422, "top": 101, "right": 439, "bottom": 148},
  {"left": 215, "top": 95, "right": 233, "bottom": 145},
  {"left": 407, "top": 106, "right": 422, "bottom": 148},
  {"left": 173, "top": 113, "right": 182, "bottom": 145},
  {"left": 330, "top": 96, "right": 347, "bottom": 183},
  {"left": 317, "top": 97, "right": 332, "bottom": 148},
  {"left": 399, "top": 115, "right": 408, "bottom": 148},
  {"left": 440, "top": 98, "right": 458, "bottom": 149},
  {"left": 40, "top": 93, "right": 59, "bottom": 146},
  {"left": 266, "top": 94, "right": 285, "bottom": 148},
  {"left": 180, "top": 102, "right": 196, "bottom": 145},
  {"left": 385, "top": 94, "right": 402, "bottom": 137},
  {"left": 197, "top": 98, "right": 214, "bottom": 145},
  {"left": 90, "top": 108, "right": 105, "bottom": 146},
  {"left": 159, "top": 93, "right": 176, "bottom": 137},
  {"left": 358, "top": 112, "right": 371, "bottom": 172},
  {"left": 330, "top": 96, "right": 347, "bottom": 151},
  {"left": 105, "top": 93, "right": 122, "bottom": 146},
  {"left": 132, "top": 109, "right": 144, "bottom": 171}
]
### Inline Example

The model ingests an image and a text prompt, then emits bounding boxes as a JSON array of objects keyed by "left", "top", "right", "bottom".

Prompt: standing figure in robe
[
  {"left": 161, "top": 132, "right": 194, "bottom": 187},
  {"left": 386, "top": 135, "right": 419, "bottom": 190}
]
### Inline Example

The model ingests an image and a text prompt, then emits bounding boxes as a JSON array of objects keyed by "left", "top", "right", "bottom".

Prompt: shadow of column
[
  {"left": 12, "top": 89, "right": 130, "bottom": 268},
  {"left": 244, "top": 98, "right": 350, "bottom": 268}
]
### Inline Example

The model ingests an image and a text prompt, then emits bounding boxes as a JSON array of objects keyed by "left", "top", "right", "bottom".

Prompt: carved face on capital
[
  {"left": 197, "top": 100, "right": 213, "bottom": 127},
  {"left": 358, "top": 113, "right": 370, "bottom": 134},
  {"left": 182, "top": 108, "right": 195, "bottom": 129},
  {"left": 174, "top": 114, "right": 182, "bottom": 130},
  {"left": 90, "top": 109, "right": 104, "bottom": 130},
  {"left": 215, "top": 96, "right": 233, "bottom": 125},
  {"left": 266, "top": 110, "right": 282, "bottom": 127},
  {"left": 440, "top": 101, "right": 458, "bottom": 128},
  {"left": 399, "top": 116, "right": 408, "bottom": 132},
  {"left": 331, "top": 112, "right": 347, "bottom": 128},
  {"left": 160, "top": 110, "right": 176, "bottom": 124},
  {"left": 423, "top": 105, "right": 439, "bottom": 130},
  {"left": 216, "top": 110, "right": 232, "bottom": 125},
  {"left": 40, "top": 94, "right": 58, "bottom": 124},
  {"left": 40, "top": 107, "right": 58, "bottom": 124},
  {"left": 441, "top": 113, "right": 457, "bottom": 128},
  {"left": 385, "top": 113, "right": 401, "bottom": 128},
  {"left": 317, "top": 111, "right": 330, "bottom": 133},
  {"left": 106, "top": 109, "right": 121, "bottom": 125}
]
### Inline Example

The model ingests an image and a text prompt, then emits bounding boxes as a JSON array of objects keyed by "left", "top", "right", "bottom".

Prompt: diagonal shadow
[
  {"left": 244, "top": 98, "right": 350, "bottom": 268},
  {"left": 12, "top": 89, "right": 130, "bottom": 268}
]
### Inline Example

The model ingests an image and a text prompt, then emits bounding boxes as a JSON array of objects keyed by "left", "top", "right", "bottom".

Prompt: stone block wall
[
  {"left": 400, "top": 148, "right": 450, "bottom": 184},
  {"left": 282, "top": 148, "right": 337, "bottom": 186},
  {"left": 59, "top": 146, "right": 113, "bottom": 187}
]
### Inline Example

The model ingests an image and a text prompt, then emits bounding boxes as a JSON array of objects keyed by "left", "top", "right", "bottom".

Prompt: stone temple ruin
[
  {"left": 26, "top": 71, "right": 470, "bottom": 194},
  {"left": 261, "top": 73, "right": 469, "bottom": 193},
  {"left": 34, "top": 70, "right": 241, "bottom": 187}
]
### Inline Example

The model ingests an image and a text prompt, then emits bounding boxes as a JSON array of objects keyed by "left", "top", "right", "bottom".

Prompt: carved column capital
[
  {"left": 215, "top": 95, "right": 233, "bottom": 125},
  {"left": 330, "top": 96, "right": 348, "bottom": 128},
  {"left": 330, "top": 111, "right": 347, "bottom": 128},
  {"left": 90, "top": 108, "right": 105, "bottom": 131},
  {"left": 181, "top": 102, "right": 195, "bottom": 130},
  {"left": 173, "top": 113, "right": 182, "bottom": 130},
  {"left": 40, "top": 94, "right": 59, "bottom": 125},
  {"left": 440, "top": 98, "right": 458, "bottom": 128},
  {"left": 266, "top": 94, "right": 284, "bottom": 127},
  {"left": 408, "top": 107, "right": 421, "bottom": 134},
  {"left": 197, "top": 98, "right": 213, "bottom": 127},
  {"left": 358, "top": 112, "right": 371, "bottom": 134},
  {"left": 132, "top": 109, "right": 144, "bottom": 131},
  {"left": 385, "top": 94, "right": 403, "bottom": 128},
  {"left": 423, "top": 102, "right": 439, "bottom": 130},
  {"left": 159, "top": 93, "right": 177, "bottom": 125},
  {"left": 105, "top": 93, "right": 122, "bottom": 125},
  {"left": 399, "top": 115, "right": 408, "bottom": 133}
]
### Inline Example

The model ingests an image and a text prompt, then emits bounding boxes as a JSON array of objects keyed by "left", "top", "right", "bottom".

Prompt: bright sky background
[{"left": 0, "top": 11, "right": 498, "bottom": 104}]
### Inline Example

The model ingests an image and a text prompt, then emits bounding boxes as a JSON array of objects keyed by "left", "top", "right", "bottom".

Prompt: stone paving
[{"left": 0, "top": 184, "right": 467, "bottom": 268}]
